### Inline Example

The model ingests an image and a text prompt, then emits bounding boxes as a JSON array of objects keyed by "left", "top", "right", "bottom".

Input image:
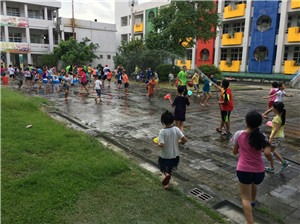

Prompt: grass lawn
[{"left": 1, "top": 88, "right": 228, "bottom": 224}]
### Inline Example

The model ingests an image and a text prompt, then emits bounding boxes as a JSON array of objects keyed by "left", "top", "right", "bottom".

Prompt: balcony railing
[
  {"left": 30, "top": 43, "right": 50, "bottom": 52},
  {"left": 284, "top": 60, "right": 300, "bottom": 74},
  {"left": 287, "top": 27, "right": 300, "bottom": 42},
  {"left": 291, "top": 0, "right": 300, "bottom": 9},
  {"left": 224, "top": 3, "right": 246, "bottom": 19},
  {"left": 222, "top": 32, "right": 243, "bottom": 46},
  {"left": 134, "top": 23, "right": 143, "bottom": 33},
  {"left": 220, "top": 60, "right": 241, "bottom": 72},
  {"left": 176, "top": 60, "right": 192, "bottom": 70}
]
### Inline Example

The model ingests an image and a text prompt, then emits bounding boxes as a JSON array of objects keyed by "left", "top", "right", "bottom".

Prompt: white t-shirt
[
  {"left": 8, "top": 67, "right": 15, "bottom": 75},
  {"left": 95, "top": 79, "right": 102, "bottom": 90},
  {"left": 158, "top": 126, "right": 184, "bottom": 159},
  {"left": 275, "top": 90, "right": 285, "bottom": 102}
]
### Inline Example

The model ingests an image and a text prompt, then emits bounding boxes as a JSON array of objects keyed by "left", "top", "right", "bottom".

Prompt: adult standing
[
  {"left": 231, "top": 110, "right": 271, "bottom": 224},
  {"left": 176, "top": 66, "right": 188, "bottom": 96}
]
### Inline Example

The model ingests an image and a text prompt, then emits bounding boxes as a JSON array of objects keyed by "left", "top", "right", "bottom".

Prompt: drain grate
[{"left": 190, "top": 188, "right": 213, "bottom": 201}]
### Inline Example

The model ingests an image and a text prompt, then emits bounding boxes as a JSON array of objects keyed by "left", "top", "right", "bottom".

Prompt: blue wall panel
[{"left": 248, "top": 1, "right": 279, "bottom": 73}]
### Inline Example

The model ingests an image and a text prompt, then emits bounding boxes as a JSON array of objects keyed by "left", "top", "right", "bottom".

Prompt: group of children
[{"left": 154, "top": 77, "right": 293, "bottom": 224}]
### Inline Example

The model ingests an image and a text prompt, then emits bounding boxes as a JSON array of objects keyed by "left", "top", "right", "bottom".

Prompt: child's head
[
  {"left": 177, "top": 86, "right": 185, "bottom": 95},
  {"left": 271, "top": 82, "right": 278, "bottom": 88},
  {"left": 273, "top": 102, "right": 286, "bottom": 125},
  {"left": 278, "top": 83, "right": 285, "bottom": 90},
  {"left": 221, "top": 79, "right": 230, "bottom": 89},
  {"left": 161, "top": 110, "right": 174, "bottom": 126},
  {"left": 245, "top": 110, "right": 270, "bottom": 150},
  {"left": 245, "top": 110, "right": 262, "bottom": 129}
]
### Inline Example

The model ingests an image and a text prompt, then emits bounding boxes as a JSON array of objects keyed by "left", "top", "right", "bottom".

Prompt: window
[
  {"left": 7, "top": 7, "right": 20, "bottom": 17},
  {"left": 121, "top": 16, "right": 128, "bottom": 26},
  {"left": 257, "top": 15, "right": 272, "bottom": 32},
  {"left": 28, "top": 9, "right": 41, "bottom": 19},
  {"left": 254, "top": 46, "right": 268, "bottom": 61},
  {"left": 30, "top": 34, "right": 41, "bottom": 43},
  {"left": 107, "top": 55, "right": 111, "bottom": 59},
  {"left": 223, "top": 24, "right": 229, "bottom": 34},
  {"left": 233, "top": 22, "right": 245, "bottom": 32},
  {"left": 294, "top": 46, "right": 300, "bottom": 65},
  {"left": 9, "top": 33, "right": 22, "bottom": 42},
  {"left": 187, "top": 49, "right": 192, "bottom": 60},
  {"left": 148, "top": 10, "right": 155, "bottom": 20},
  {"left": 121, "top": 34, "right": 128, "bottom": 43},
  {"left": 230, "top": 48, "right": 242, "bottom": 60},
  {"left": 100, "top": 55, "right": 103, "bottom": 59},
  {"left": 221, "top": 49, "right": 228, "bottom": 60},
  {"left": 64, "top": 32, "right": 75, "bottom": 41},
  {"left": 283, "top": 47, "right": 289, "bottom": 62},
  {"left": 200, "top": 49, "right": 210, "bottom": 61}
]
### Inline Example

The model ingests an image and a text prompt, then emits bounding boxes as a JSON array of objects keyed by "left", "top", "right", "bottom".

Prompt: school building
[
  {"left": 115, "top": 0, "right": 300, "bottom": 75},
  {"left": 0, "top": 0, "right": 116, "bottom": 68}
]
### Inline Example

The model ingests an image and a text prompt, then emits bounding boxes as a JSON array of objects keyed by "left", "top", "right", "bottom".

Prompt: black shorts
[
  {"left": 237, "top": 171, "right": 265, "bottom": 185},
  {"left": 124, "top": 83, "right": 129, "bottom": 88},
  {"left": 81, "top": 81, "right": 88, "bottom": 86},
  {"left": 221, "top": 110, "right": 231, "bottom": 122},
  {"left": 117, "top": 80, "right": 122, "bottom": 85},
  {"left": 158, "top": 156, "right": 179, "bottom": 174},
  {"left": 174, "top": 111, "right": 185, "bottom": 122}
]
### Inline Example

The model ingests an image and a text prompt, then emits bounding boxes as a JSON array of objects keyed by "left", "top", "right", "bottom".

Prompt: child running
[
  {"left": 156, "top": 110, "right": 187, "bottom": 190},
  {"left": 231, "top": 110, "right": 271, "bottom": 224},
  {"left": 169, "top": 86, "right": 190, "bottom": 132},
  {"left": 94, "top": 76, "right": 102, "bottom": 103},
  {"left": 191, "top": 71, "right": 200, "bottom": 97},
  {"left": 146, "top": 75, "right": 157, "bottom": 101},
  {"left": 262, "top": 83, "right": 293, "bottom": 118},
  {"left": 266, "top": 82, "right": 278, "bottom": 109},
  {"left": 265, "top": 102, "right": 289, "bottom": 173},
  {"left": 122, "top": 70, "right": 129, "bottom": 95},
  {"left": 62, "top": 73, "right": 71, "bottom": 101}
]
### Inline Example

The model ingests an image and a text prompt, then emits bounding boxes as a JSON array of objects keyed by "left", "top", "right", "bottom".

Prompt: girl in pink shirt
[{"left": 231, "top": 111, "right": 271, "bottom": 224}]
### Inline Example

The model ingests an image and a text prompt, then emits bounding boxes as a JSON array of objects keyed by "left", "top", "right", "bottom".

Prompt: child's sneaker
[
  {"left": 281, "top": 160, "right": 288, "bottom": 171},
  {"left": 265, "top": 167, "right": 275, "bottom": 173}
]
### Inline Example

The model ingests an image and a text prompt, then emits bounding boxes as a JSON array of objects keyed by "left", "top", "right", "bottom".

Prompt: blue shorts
[
  {"left": 96, "top": 89, "right": 101, "bottom": 96},
  {"left": 237, "top": 171, "right": 265, "bottom": 185}
]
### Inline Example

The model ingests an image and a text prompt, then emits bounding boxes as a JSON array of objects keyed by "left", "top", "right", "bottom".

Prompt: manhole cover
[{"left": 190, "top": 188, "right": 213, "bottom": 201}]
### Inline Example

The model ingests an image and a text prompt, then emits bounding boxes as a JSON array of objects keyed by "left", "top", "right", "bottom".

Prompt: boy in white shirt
[{"left": 94, "top": 76, "right": 102, "bottom": 103}]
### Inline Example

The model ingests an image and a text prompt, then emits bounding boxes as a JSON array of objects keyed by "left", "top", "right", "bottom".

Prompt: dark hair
[
  {"left": 222, "top": 79, "right": 229, "bottom": 89},
  {"left": 273, "top": 102, "right": 286, "bottom": 126},
  {"left": 161, "top": 110, "right": 174, "bottom": 125},
  {"left": 177, "top": 86, "right": 185, "bottom": 94},
  {"left": 271, "top": 82, "right": 278, "bottom": 88},
  {"left": 245, "top": 110, "right": 270, "bottom": 150},
  {"left": 278, "top": 83, "right": 284, "bottom": 88}
]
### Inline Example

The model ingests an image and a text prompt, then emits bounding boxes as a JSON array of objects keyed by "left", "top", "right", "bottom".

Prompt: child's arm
[
  {"left": 178, "top": 136, "right": 187, "bottom": 144},
  {"left": 232, "top": 144, "right": 239, "bottom": 155},
  {"left": 284, "top": 92, "right": 293, "bottom": 97},
  {"left": 263, "top": 92, "right": 278, "bottom": 99},
  {"left": 212, "top": 82, "right": 222, "bottom": 91}
]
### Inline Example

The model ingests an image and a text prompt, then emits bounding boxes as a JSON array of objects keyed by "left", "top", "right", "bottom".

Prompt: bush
[
  {"left": 197, "top": 64, "right": 222, "bottom": 80},
  {"left": 156, "top": 64, "right": 180, "bottom": 81}
]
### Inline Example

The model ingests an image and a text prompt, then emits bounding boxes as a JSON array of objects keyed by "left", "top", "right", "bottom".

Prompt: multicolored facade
[{"left": 115, "top": 0, "right": 300, "bottom": 75}]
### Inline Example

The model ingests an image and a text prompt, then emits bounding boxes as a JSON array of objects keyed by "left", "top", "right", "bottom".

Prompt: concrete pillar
[
  {"left": 214, "top": 0, "right": 224, "bottom": 67},
  {"left": 3, "top": 1, "right": 7, "bottom": 15},
  {"left": 48, "top": 26, "right": 54, "bottom": 51},
  {"left": 4, "top": 26, "right": 9, "bottom": 42},
  {"left": 191, "top": 46, "right": 196, "bottom": 70},
  {"left": 44, "top": 7, "right": 48, "bottom": 20},
  {"left": 274, "top": 1, "right": 288, "bottom": 73},
  {"left": 240, "top": 0, "right": 252, "bottom": 72},
  {"left": 27, "top": 53, "right": 32, "bottom": 64},
  {"left": 6, "top": 52, "right": 10, "bottom": 66},
  {"left": 24, "top": 4, "right": 28, "bottom": 18}
]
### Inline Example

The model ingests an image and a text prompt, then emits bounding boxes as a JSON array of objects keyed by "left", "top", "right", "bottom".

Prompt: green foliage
[
  {"left": 40, "top": 53, "right": 58, "bottom": 67},
  {"left": 113, "top": 40, "right": 172, "bottom": 74},
  {"left": 198, "top": 64, "right": 222, "bottom": 80},
  {"left": 146, "top": 0, "right": 221, "bottom": 58},
  {"left": 52, "top": 37, "right": 99, "bottom": 66},
  {"left": 156, "top": 64, "right": 180, "bottom": 81}
]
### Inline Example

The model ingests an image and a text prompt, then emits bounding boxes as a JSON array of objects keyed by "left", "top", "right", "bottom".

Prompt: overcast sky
[{"left": 58, "top": 0, "right": 151, "bottom": 24}]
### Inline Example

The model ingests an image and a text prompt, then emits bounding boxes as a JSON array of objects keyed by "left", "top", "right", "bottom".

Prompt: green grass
[{"left": 1, "top": 88, "right": 228, "bottom": 224}]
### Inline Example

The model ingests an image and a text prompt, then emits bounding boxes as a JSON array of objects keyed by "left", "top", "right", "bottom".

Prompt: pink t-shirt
[
  {"left": 231, "top": 131, "right": 265, "bottom": 173},
  {"left": 269, "top": 88, "right": 278, "bottom": 102}
]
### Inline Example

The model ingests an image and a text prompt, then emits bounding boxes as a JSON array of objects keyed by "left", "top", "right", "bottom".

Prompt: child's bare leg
[{"left": 262, "top": 107, "right": 273, "bottom": 118}]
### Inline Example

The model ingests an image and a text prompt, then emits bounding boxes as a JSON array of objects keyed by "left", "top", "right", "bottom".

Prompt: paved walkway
[{"left": 12, "top": 80, "right": 300, "bottom": 223}]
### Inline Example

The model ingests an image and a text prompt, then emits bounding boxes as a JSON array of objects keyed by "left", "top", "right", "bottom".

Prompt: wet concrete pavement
[{"left": 13, "top": 81, "right": 300, "bottom": 223}]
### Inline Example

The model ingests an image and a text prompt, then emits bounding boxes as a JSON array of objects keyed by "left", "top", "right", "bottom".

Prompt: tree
[
  {"left": 113, "top": 40, "right": 171, "bottom": 73},
  {"left": 43, "top": 37, "right": 99, "bottom": 66},
  {"left": 146, "top": 0, "right": 221, "bottom": 59}
]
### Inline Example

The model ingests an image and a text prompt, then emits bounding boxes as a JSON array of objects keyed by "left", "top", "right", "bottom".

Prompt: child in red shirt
[{"left": 122, "top": 71, "right": 129, "bottom": 95}]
